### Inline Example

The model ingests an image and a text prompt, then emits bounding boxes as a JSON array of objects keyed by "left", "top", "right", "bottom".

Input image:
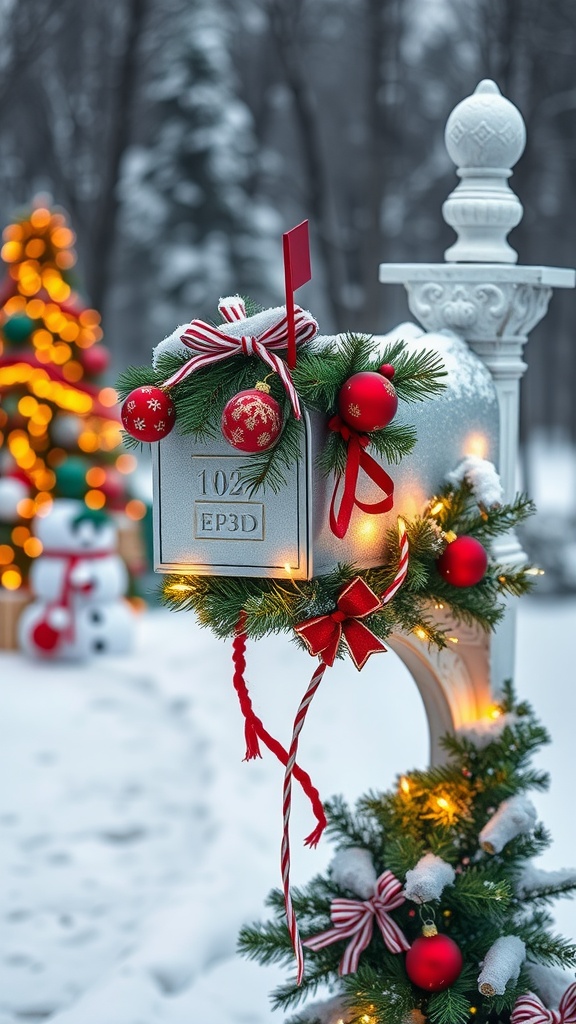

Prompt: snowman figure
[{"left": 19, "top": 499, "right": 136, "bottom": 659}]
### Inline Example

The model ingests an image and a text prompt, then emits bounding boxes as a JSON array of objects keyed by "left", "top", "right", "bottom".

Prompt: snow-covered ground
[{"left": 1, "top": 599, "right": 575, "bottom": 1024}]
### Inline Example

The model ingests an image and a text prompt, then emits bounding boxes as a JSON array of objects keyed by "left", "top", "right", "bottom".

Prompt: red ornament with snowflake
[
  {"left": 121, "top": 386, "right": 175, "bottom": 442},
  {"left": 221, "top": 384, "right": 282, "bottom": 453},
  {"left": 437, "top": 535, "right": 488, "bottom": 587},
  {"left": 405, "top": 924, "right": 463, "bottom": 992},
  {"left": 338, "top": 368, "right": 398, "bottom": 433}
]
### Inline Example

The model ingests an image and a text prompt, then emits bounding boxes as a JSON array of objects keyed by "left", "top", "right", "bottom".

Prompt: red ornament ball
[
  {"left": 405, "top": 932, "right": 463, "bottom": 992},
  {"left": 437, "top": 535, "right": 488, "bottom": 587},
  {"left": 338, "top": 371, "right": 398, "bottom": 432},
  {"left": 31, "top": 620, "right": 61, "bottom": 654},
  {"left": 221, "top": 388, "right": 282, "bottom": 453},
  {"left": 81, "top": 345, "right": 110, "bottom": 376},
  {"left": 121, "top": 386, "right": 175, "bottom": 442}
]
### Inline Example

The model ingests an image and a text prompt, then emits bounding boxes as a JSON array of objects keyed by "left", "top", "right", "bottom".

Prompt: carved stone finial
[{"left": 442, "top": 80, "right": 527, "bottom": 264}]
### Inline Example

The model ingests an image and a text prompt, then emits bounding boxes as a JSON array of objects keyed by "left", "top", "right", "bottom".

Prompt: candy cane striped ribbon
[
  {"left": 303, "top": 869, "right": 410, "bottom": 976},
  {"left": 162, "top": 296, "right": 318, "bottom": 419},
  {"left": 281, "top": 659, "right": 327, "bottom": 986},
  {"left": 381, "top": 518, "right": 409, "bottom": 605},
  {"left": 512, "top": 985, "right": 576, "bottom": 1024},
  {"left": 282, "top": 518, "right": 410, "bottom": 983}
]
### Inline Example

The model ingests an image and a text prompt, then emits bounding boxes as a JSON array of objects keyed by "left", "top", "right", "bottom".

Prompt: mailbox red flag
[{"left": 283, "top": 220, "right": 312, "bottom": 369}]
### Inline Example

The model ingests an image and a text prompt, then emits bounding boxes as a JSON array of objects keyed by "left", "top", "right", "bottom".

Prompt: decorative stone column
[{"left": 380, "top": 80, "right": 575, "bottom": 694}]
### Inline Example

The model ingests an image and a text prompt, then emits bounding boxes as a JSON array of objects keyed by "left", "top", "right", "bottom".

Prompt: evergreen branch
[{"left": 427, "top": 985, "right": 472, "bottom": 1024}]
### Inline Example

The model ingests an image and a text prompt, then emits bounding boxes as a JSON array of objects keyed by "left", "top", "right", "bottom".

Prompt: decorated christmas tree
[
  {"left": 0, "top": 201, "right": 146, "bottom": 623},
  {"left": 239, "top": 681, "right": 576, "bottom": 1023}
]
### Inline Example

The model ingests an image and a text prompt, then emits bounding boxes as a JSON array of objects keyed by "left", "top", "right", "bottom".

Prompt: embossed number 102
[{"left": 197, "top": 469, "right": 245, "bottom": 497}]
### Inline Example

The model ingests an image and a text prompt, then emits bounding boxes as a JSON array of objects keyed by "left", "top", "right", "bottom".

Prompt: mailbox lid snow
[{"left": 152, "top": 323, "right": 499, "bottom": 579}]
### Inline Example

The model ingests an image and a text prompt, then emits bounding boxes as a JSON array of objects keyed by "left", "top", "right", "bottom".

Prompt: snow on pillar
[{"left": 380, "top": 79, "right": 575, "bottom": 700}]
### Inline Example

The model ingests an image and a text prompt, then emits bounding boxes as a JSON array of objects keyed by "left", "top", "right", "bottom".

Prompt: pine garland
[
  {"left": 116, "top": 326, "right": 447, "bottom": 494},
  {"left": 239, "top": 684, "right": 576, "bottom": 1023},
  {"left": 160, "top": 478, "right": 535, "bottom": 650}
]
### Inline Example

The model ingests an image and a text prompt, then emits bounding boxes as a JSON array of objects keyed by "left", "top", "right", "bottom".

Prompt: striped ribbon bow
[
  {"left": 303, "top": 869, "right": 410, "bottom": 976},
  {"left": 162, "top": 296, "right": 318, "bottom": 419},
  {"left": 512, "top": 985, "right": 576, "bottom": 1024}
]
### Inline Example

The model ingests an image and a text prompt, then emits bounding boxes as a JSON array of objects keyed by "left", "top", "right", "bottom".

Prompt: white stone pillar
[{"left": 379, "top": 80, "right": 575, "bottom": 695}]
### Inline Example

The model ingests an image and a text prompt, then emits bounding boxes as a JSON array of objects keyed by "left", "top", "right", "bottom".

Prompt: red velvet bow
[
  {"left": 303, "top": 869, "right": 410, "bottom": 976},
  {"left": 328, "top": 415, "right": 394, "bottom": 539},
  {"left": 512, "top": 985, "right": 576, "bottom": 1024},
  {"left": 294, "top": 576, "right": 387, "bottom": 670}
]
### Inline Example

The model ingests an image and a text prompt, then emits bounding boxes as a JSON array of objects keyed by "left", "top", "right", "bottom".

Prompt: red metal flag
[{"left": 283, "top": 220, "right": 312, "bottom": 369}]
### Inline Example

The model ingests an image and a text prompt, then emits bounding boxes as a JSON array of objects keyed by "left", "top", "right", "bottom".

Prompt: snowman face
[{"left": 35, "top": 499, "right": 117, "bottom": 553}]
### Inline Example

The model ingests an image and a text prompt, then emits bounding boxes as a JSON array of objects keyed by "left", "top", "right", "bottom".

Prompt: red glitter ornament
[
  {"left": 437, "top": 535, "right": 488, "bottom": 587},
  {"left": 121, "top": 386, "right": 175, "bottom": 442},
  {"left": 405, "top": 927, "right": 463, "bottom": 992},
  {"left": 221, "top": 386, "right": 282, "bottom": 453},
  {"left": 338, "top": 370, "right": 398, "bottom": 433}
]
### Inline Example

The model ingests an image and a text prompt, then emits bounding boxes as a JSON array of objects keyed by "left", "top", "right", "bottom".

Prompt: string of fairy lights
[{"left": 0, "top": 204, "right": 147, "bottom": 593}]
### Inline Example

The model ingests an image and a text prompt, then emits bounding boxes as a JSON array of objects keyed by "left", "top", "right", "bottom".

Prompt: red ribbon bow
[
  {"left": 294, "top": 576, "right": 387, "bottom": 670},
  {"left": 328, "top": 415, "right": 394, "bottom": 539},
  {"left": 303, "top": 869, "right": 410, "bottom": 976},
  {"left": 512, "top": 985, "right": 576, "bottom": 1024},
  {"left": 162, "top": 296, "right": 317, "bottom": 419}
]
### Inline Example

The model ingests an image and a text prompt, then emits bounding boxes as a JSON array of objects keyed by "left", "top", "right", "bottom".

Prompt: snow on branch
[
  {"left": 478, "top": 935, "right": 526, "bottom": 996},
  {"left": 479, "top": 796, "right": 537, "bottom": 855},
  {"left": 404, "top": 853, "right": 455, "bottom": 904},
  {"left": 447, "top": 456, "right": 503, "bottom": 508}
]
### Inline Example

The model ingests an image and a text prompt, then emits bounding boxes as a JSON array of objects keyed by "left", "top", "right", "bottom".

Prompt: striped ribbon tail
[
  {"left": 281, "top": 660, "right": 327, "bottom": 985},
  {"left": 381, "top": 517, "right": 409, "bottom": 605},
  {"left": 512, "top": 984, "right": 576, "bottom": 1024}
]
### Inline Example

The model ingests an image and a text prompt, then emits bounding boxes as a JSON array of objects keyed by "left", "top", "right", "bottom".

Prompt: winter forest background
[{"left": 1, "top": 0, "right": 575, "bottom": 579}]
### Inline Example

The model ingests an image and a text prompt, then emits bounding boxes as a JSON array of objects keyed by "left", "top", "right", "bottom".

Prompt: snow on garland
[
  {"left": 479, "top": 795, "right": 538, "bottom": 854},
  {"left": 403, "top": 852, "right": 456, "bottom": 904},
  {"left": 478, "top": 935, "right": 526, "bottom": 996}
]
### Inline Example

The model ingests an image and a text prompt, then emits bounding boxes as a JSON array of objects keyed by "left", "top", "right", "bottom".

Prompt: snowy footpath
[{"left": 1, "top": 600, "right": 575, "bottom": 1024}]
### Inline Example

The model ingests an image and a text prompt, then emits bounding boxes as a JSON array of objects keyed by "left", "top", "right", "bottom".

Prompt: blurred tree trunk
[{"left": 86, "top": 0, "right": 147, "bottom": 315}]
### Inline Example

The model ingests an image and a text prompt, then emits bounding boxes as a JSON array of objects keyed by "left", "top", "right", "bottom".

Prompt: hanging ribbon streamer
[
  {"left": 512, "top": 985, "right": 576, "bottom": 1024},
  {"left": 303, "top": 869, "right": 410, "bottom": 975},
  {"left": 328, "top": 415, "right": 395, "bottom": 539},
  {"left": 277, "top": 519, "right": 410, "bottom": 981},
  {"left": 162, "top": 296, "right": 318, "bottom": 419}
]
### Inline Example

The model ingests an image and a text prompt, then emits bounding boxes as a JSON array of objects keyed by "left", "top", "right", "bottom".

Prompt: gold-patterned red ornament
[
  {"left": 221, "top": 384, "right": 282, "bottom": 453},
  {"left": 338, "top": 369, "right": 398, "bottom": 432}
]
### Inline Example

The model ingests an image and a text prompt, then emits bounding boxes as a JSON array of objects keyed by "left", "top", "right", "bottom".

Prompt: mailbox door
[{"left": 152, "top": 413, "right": 313, "bottom": 579}]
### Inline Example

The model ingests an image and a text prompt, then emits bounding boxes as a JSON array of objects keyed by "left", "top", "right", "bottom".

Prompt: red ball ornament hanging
[
  {"left": 437, "top": 535, "right": 488, "bottom": 587},
  {"left": 338, "top": 369, "right": 398, "bottom": 433},
  {"left": 221, "top": 383, "right": 282, "bottom": 454},
  {"left": 405, "top": 925, "right": 463, "bottom": 992},
  {"left": 121, "top": 386, "right": 175, "bottom": 442}
]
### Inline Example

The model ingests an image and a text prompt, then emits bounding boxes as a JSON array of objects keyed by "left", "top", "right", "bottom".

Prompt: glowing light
[
  {"left": 125, "top": 499, "right": 146, "bottom": 521},
  {"left": 444, "top": 530, "right": 457, "bottom": 543},
  {"left": 447, "top": 636, "right": 459, "bottom": 644},
  {"left": 4, "top": 295, "right": 26, "bottom": 314},
  {"left": 0, "top": 544, "right": 14, "bottom": 564},
  {"left": 17, "top": 498, "right": 36, "bottom": 518},
  {"left": 414, "top": 627, "right": 427, "bottom": 641},
  {"left": 25, "top": 238, "right": 46, "bottom": 258},
  {"left": 30, "top": 207, "right": 51, "bottom": 228},
  {"left": 525, "top": 567, "right": 545, "bottom": 576},
  {"left": 116, "top": 454, "right": 137, "bottom": 474},
  {"left": 62, "top": 361, "right": 84, "bottom": 382},
  {"left": 284, "top": 562, "right": 292, "bottom": 574},
  {"left": 3, "top": 224, "right": 23, "bottom": 241},
  {"left": 1, "top": 568, "right": 22, "bottom": 590},
  {"left": 168, "top": 583, "right": 192, "bottom": 594},
  {"left": 11, "top": 527, "right": 30, "bottom": 546},
  {"left": 51, "top": 227, "right": 75, "bottom": 248},
  {"left": 32, "top": 328, "right": 53, "bottom": 350},
  {"left": 470, "top": 1008, "right": 478, "bottom": 1015},
  {"left": 55, "top": 250, "right": 76, "bottom": 270},
  {"left": 85, "top": 489, "right": 106, "bottom": 510},
  {"left": 86, "top": 467, "right": 106, "bottom": 487},
  {"left": 24, "top": 537, "right": 43, "bottom": 557},
  {"left": 79, "top": 309, "right": 101, "bottom": 327},
  {"left": 99, "top": 387, "right": 118, "bottom": 407},
  {"left": 59, "top": 321, "right": 79, "bottom": 342},
  {"left": 26, "top": 298, "right": 45, "bottom": 318},
  {"left": 18, "top": 396, "right": 38, "bottom": 417},
  {"left": 78, "top": 431, "right": 99, "bottom": 453},
  {"left": 430, "top": 501, "right": 444, "bottom": 516},
  {"left": 1, "top": 240, "right": 21, "bottom": 262},
  {"left": 400, "top": 776, "right": 411, "bottom": 795},
  {"left": 358, "top": 518, "right": 378, "bottom": 541},
  {"left": 490, "top": 706, "right": 502, "bottom": 719},
  {"left": 464, "top": 432, "right": 489, "bottom": 459}
]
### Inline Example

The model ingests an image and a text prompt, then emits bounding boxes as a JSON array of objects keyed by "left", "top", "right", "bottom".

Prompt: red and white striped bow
[
  {"left": 512, "top": 985, "right": 576, "bottom": 1024},
  {"left": 162, "top": 296, "right": 318, "bottom": 419},
  {"left": 303, "top": 869, "right": 410, "bottom": 976}
]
